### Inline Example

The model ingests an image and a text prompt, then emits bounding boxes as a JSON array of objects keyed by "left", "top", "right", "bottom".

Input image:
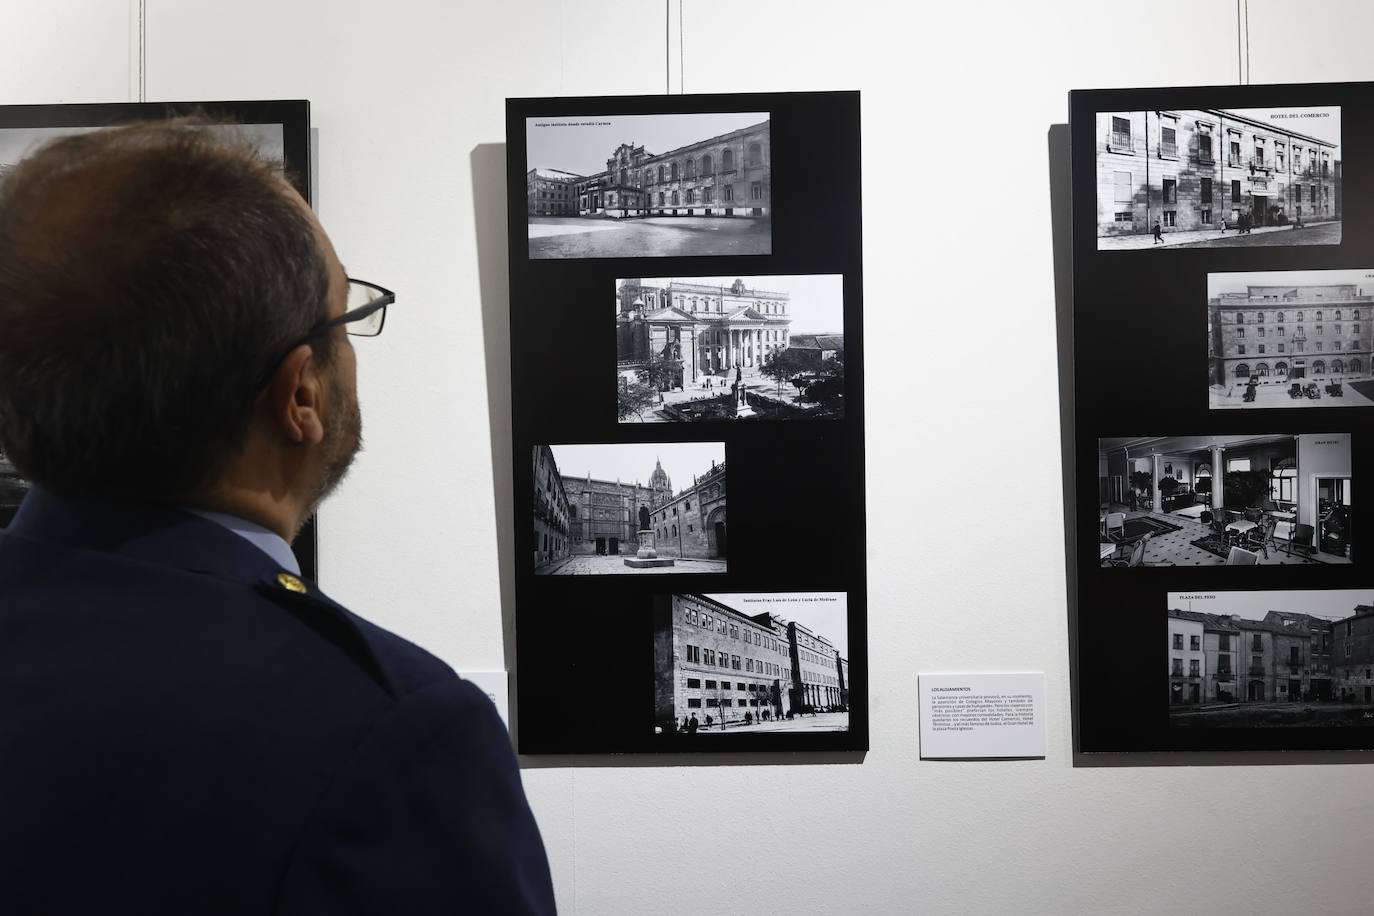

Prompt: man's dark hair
[{"left": 0, "top": 120, "right": 332, "bottom": 499}]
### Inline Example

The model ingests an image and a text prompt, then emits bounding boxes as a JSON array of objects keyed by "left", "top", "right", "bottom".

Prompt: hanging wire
[
  {"left": 1236, "top": 0, "right": 1243, "bottom": 84},
  {"left": 136, "top": 0, "right": 147, "bottom": 102},
  {"left": 1244, "top": 0, "right": 1251, "bottom": 84}
]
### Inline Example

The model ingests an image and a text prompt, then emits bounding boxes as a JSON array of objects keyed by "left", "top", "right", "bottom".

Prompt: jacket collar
[{"left": 4, "top": 485, "right": 287, "bottom": 585}]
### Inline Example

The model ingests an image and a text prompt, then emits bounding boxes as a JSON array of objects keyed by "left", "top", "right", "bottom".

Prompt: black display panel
[
  {"left": 1068, "top": 82, "right": 1374, "bottom": 754},
  {"left": 507, "top": 91, "right": 866, "bottom": 754}
]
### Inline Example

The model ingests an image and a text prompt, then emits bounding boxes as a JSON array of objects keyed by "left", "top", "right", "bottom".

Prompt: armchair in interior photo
[{"left": 1096, "top": 434, "right": 1352, "bottom": 567}]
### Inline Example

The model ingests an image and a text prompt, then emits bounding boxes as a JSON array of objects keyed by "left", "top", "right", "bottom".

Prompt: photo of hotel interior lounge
[{"left": 1098, "top": 435, "right": 1352, "bottom": 566}]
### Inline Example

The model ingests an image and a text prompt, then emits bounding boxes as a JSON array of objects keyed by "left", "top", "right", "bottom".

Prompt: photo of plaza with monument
[
  {"left": 533, "top": 442, "right": 727, "bottom": 575},
  {"left": 616, "top": 274, "right": 844, "bottom": 422},
  {"left": 525, "top": 112, "right": 771, "bottom": 259}
]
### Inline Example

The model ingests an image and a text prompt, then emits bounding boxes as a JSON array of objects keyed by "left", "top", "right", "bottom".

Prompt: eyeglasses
[
  {"left": 319, "top": 278, "right": 393, "bottom": 338},
  {"left": 258, "top": 278, "right": 393, "bottom": 388}
]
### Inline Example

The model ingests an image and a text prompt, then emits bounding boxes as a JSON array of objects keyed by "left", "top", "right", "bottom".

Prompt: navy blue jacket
[{"left": 0, "top": 487, "right": 555, "bottom": 914}]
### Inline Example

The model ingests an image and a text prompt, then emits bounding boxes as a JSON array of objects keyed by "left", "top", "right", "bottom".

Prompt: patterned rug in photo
[
  {"left": 1123, "top": 517, "right": 1182, "bottom": 538},
  {"left": 1191, "top": 535, "right": 1232, "bottom": 559}
]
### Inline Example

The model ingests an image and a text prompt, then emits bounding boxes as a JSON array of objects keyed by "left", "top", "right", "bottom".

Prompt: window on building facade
[
  {"left": 751, "top": 181, "right": 763, "bottom": 199},
  {"left": 1191, "top": 635, "right": 1201, "bottom": 650},
  {"left": 1163, "top": 210, "right": 1175, "bottom": 227},
  {"left": 1161, "top": 126, "right": 1177, "bottom": 157},
  {"left": 748, "top": 142, "right": 762, "bottom": 166},
  {"left": 1173, "top": 633, "right": 1184, "bottom": 650},
  {"left": 1172, "top": 658, "right": 1183, "bottom": 675},
  {"left": 1231, "top": 179, "right": 1241, "bottom": 202},
  {"left": 1217, "top": 654, "right": 1232, "bottom": 674},
  {"left": 724, "top": 184, "right": 734, "bottom": 202},
  {"left": 701, "top": 153, "right": 712, "bottom": 175},
  {"left": 1113, "top": 171, "right": 1131, "bottom": 202},
  {"left": 1202, "top": 208, "right": 1212, "bottom": 224},
  {"left": 1200, "top": 177, "right": 1212, "bottom": 204},
  {"left": 1296, "top": 185, "right": 1303, "bottom": 202},
  {"left": 1162, "top": 178, "right": 1176, "bottom": 204},
  {"left": 703, "top": 187, "right": 713, "bottom": 204},
  {"left": 1110, "top": 116, "right": 1131, "bottom": 148},
  {"left": 1259, "top": 344, "right": 1266, "bottom": 354},
  {"left": 722, "top": 148, "right": 734, "bottom": 172},
  {"left": 687, "top": 677, "right": 701, "bottom": 688},
  {"left": 1253, "top": 634, "right": 1263, "bottom": 651},
  {"left": 1220, "top": 633, "right": 1231, "bottom": 651},
  {"left": 1190, "top": 659, "right": 1201, "bottom": 676},
  {"left": 671, "top": 191, "right": 679, "bottom": 205},
  {"left": 687, "top": 698, "right": 701, "bottom": 708},
  {"left": 1229, "top": 140, "right": 1241, "bottom": 165}
]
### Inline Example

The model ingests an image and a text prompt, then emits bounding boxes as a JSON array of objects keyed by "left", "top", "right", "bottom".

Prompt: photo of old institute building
[
  {"left": 653, "top": 594, "right": 849, "bottom": 732},
  {"left": 527, "top": 120, "right": 771, "bottom": 220},
  {"left": 532, "top": 445, "right": 727, "bottom": 573},
  {"left": 1094, "top": 108, "right": 1339, "bottom": 247}
]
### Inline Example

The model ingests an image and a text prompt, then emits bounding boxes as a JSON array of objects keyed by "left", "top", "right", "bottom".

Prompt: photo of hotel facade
[
  {"left": 1098, "top": 435, "right": 1352, "bottom": 566},
  {"left": 1094, "top": 106, "right": 1340, "bottom": 250},
  {"left": 1168, "top": 591, "right": 1374, "bottom": 726},
  {"left": 1208, "top": 269, "right": 1374, "bottom": 408}
]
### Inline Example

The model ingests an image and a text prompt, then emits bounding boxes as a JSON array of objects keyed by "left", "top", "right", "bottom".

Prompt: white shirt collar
[{"left": 188, "top": 509, "right": 301, "bottom": 576}]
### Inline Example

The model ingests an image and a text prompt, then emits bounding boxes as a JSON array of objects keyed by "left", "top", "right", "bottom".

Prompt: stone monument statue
[{"left": 625, "top": 499, "right": 674, "bottom": 568}]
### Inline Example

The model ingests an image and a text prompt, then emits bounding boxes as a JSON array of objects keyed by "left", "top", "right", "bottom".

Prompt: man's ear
[{"left": 263, "top": 343, "right": 326, "bottom": 445}]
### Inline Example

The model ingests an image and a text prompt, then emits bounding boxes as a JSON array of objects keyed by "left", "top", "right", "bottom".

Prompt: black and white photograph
[
  {"left": 1209, "top": 269, "right": 1374, "bottom": 408},
  {"left": 1094, "top": 106, "right": 1341, "bottom": 250},
  {"left": 1098, "top": 435, "right": 1352, "bottom": 566},
  {"left": 525, "top": 112, "right": 771, "bottom": 259},
  {"left": 0, "top": 122, "right": 286, "bottom": 178},
  {"left": 0, "top": 451, "right": 26, "bottom": 528},
  {"left": 615, "top": 274, "right": 844, "bottom": 422},
  {"left": 1168, "top": 590, "right": 1374, "bottom": 726},
  {"left": 533, "top": 442, "right": 727, "bottom": 575},
  {"left": 654, "top": 592, "right": 849, "bottom": 735}
]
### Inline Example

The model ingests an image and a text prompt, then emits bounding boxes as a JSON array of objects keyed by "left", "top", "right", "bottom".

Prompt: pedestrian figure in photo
[
  {"left": 704, "top": 713, "right": 713, "bottom": 729},
  {"left": 1219, "top": 216, "right": 1228, "bottom": 234},
  {"left": 688, "top": 713, "right": 699, "bottom": 734},
  {"left": 1152, "top": 220, "right": 1163, "bottom": 244}
]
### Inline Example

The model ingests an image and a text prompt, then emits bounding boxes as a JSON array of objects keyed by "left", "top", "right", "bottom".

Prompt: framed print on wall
[
  {"left": 0, "top": 100, "right": 317, "bottom": 579},
  {"left": 507, "top": 90, "right": 867, "bottom": 755},
  {"left": 1068, "top": 80, "right": 1374, "bottom": 755}
]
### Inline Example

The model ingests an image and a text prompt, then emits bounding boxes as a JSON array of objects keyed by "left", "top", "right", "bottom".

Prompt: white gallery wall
[{"left": 6, "top": 1, "right": 1374, "bottom": 912}]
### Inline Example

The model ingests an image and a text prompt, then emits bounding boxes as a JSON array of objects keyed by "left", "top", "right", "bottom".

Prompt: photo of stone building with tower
[
  {"left": 1094, "top": 105, "right": 1341, "bottom": 250},
  {"left": 525, "top": 112, "right": 771, "bottom": 259},
  {"left": 533, "top": 442, "right": 728, "bottom": 575},
  {"left": 653, "top": 592, "right": 850, "bottom": 735},
  {"left": 616, "top": 274, "right": 845, "bottom": 422}
]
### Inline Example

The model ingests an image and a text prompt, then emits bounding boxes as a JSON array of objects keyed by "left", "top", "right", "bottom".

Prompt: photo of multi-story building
[
  {"left": 1094, "top": 106, "right": 1340, "bottom": 250},
  {"left": 533, "top": 442, "right": 727, "bottom": 575},
  {"left": 525, "top": 112, "right": 771, "bottom": 259},
  {"left": 653, "top": 592, "right": 849, "bottom": 735},
  {"left": 1208, "top": 269, "right": 1374, "bottom": 408},
  {"left": 1168, "top": 590, "right": 1374, "bottom": 726},
  {"left": 615, "top": 275, "right": 844, "bottom": 422}
]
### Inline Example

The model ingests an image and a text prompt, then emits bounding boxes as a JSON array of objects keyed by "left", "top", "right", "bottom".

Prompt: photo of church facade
[
  {"left": 616, "top": 275, "right": 844, "bottom": 422},
  {"left": 533, "top": 442, "right": 727, "bottom": 575},
  {"left": 653, "top": 592, "right": 850, "bottom": 735}
]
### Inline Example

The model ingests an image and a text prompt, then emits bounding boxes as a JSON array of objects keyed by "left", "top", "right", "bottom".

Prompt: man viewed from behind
[{"left": 0, "top": 122, "right": 555, "bottom": 913}]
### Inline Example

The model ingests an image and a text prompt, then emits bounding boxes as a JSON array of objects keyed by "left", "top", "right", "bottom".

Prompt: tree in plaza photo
[
  {"left": 636, "top": 346, "right": 683, "bottom": 393},
  {"left": 804, "top": 354, "right": 844, "bottom": 409},
  {"left": 616, "top": 378, "right": 659, "bottom": 422},
  {"left": 760, "top": 345, "right": 811, "bottom": 395}
]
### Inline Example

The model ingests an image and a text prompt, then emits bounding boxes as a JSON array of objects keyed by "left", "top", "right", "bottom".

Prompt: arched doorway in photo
[{"left": 706, "top": 507, "right": 727, "bottom": 558}]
